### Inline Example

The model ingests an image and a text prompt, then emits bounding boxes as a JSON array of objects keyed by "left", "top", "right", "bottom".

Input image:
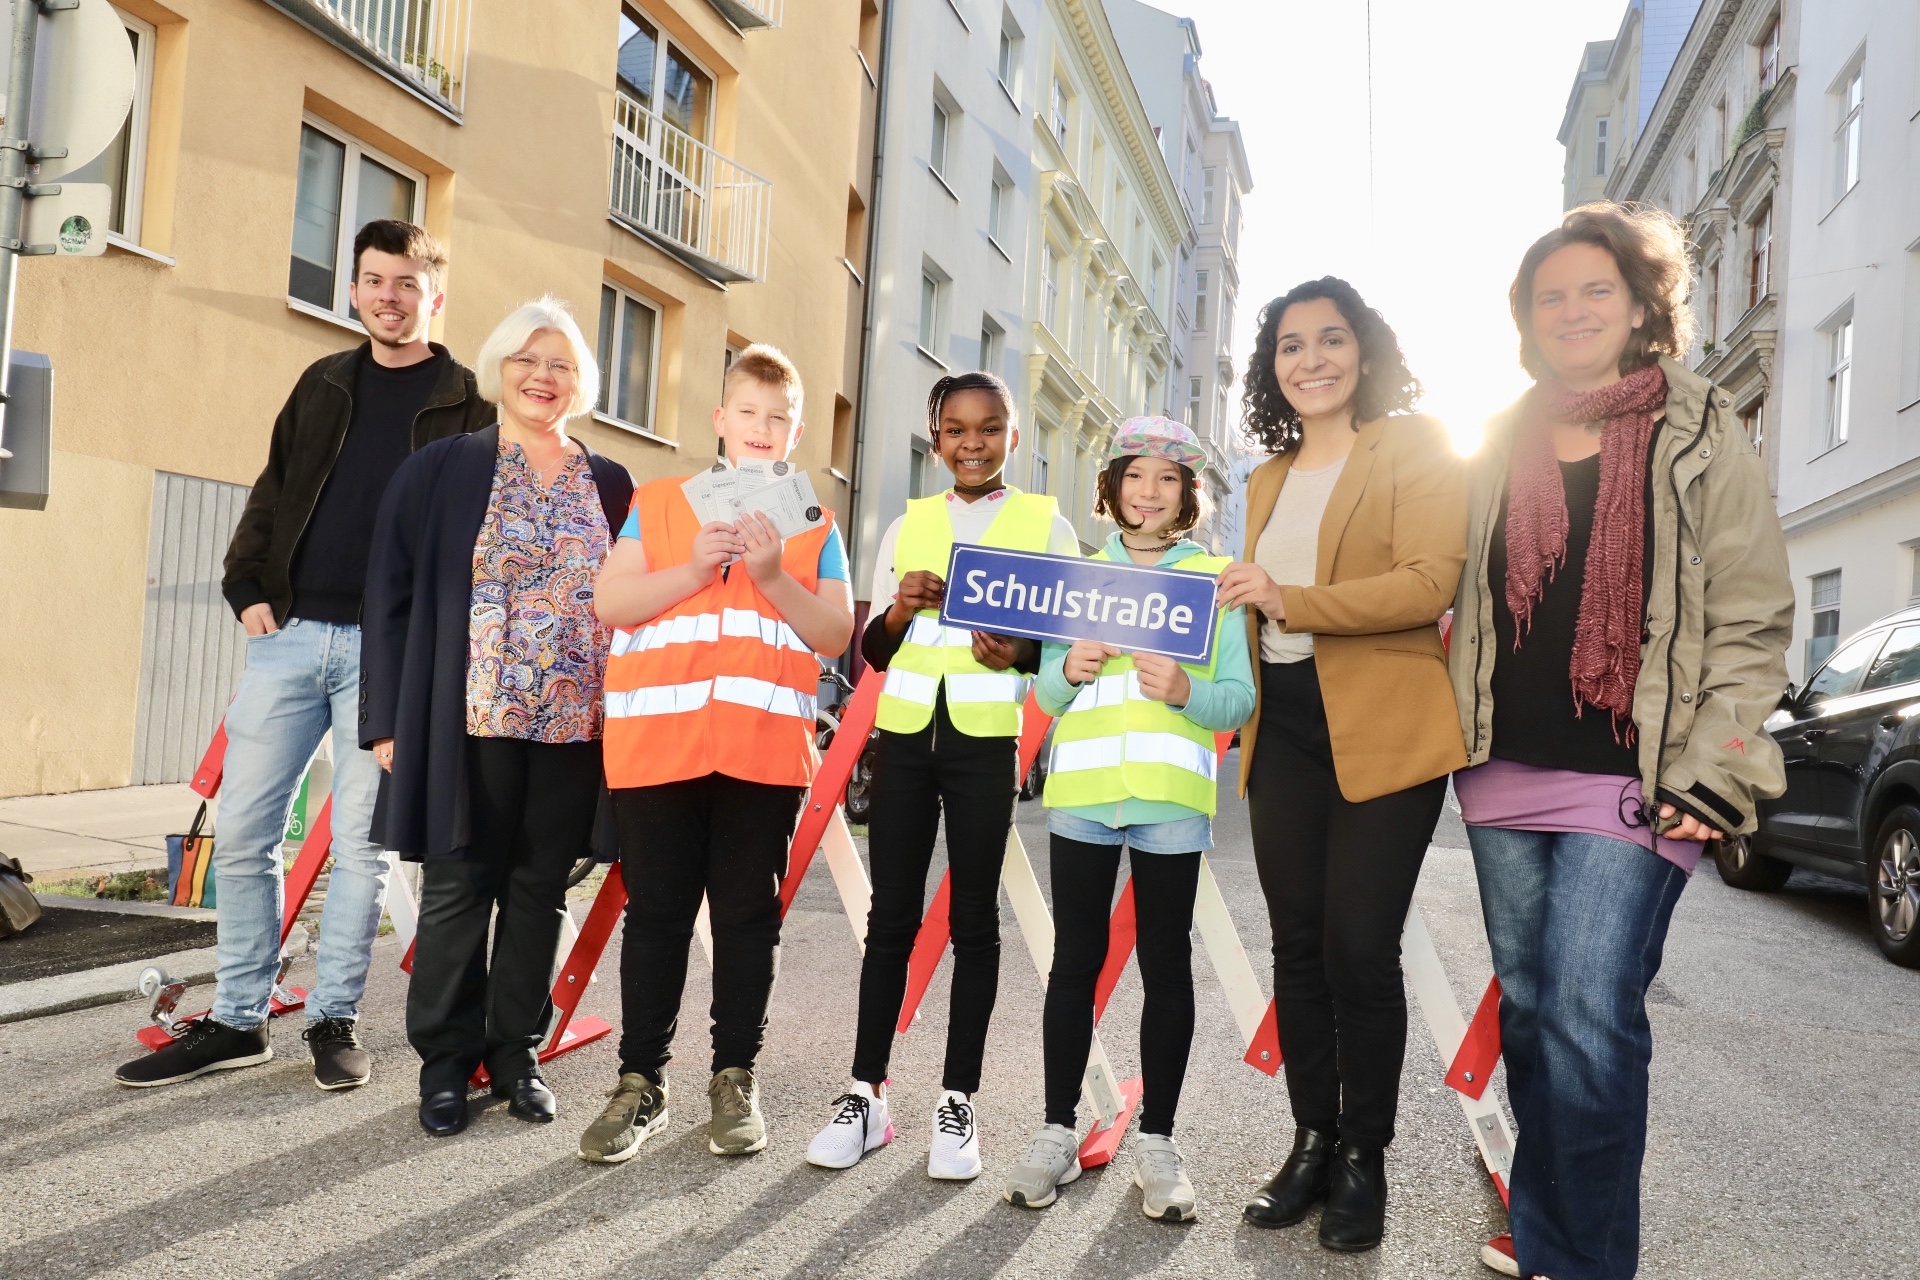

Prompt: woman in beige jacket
[
  {"left": 1219, "top": 277, "right": 1466, "bottom": 1253},
  {"left": 1451, "top": 204, "right": 1792, "bottom": 1280}
]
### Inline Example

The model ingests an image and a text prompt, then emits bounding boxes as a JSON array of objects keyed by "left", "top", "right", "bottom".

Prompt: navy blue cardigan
[{"left": 360, "top": 425, "right": 635, "bottom": 860}]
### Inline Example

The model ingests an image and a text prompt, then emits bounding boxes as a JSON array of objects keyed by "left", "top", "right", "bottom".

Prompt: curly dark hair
[{"left": 1240, "top": 277, "right": 1422, "bottom": 454}]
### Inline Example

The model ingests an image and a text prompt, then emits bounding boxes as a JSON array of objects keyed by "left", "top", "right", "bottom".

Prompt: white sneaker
[
  {"left": 927, "top": 1089, "right": 983, "bottom": 1180},
  {"left": 1003, "top": 1123, "right": 1083, "bottom": 1208},
  {"left": 1131, "top": 1132, "right": 1197, "bottom": 1222},
  {"left": 805, "top": 1081, "right": 892, "bottom": 1169}
]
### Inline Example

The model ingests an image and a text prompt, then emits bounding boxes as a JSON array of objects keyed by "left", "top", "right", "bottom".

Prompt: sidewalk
[{"left": 0, "top": 785, "right": 208, "bottom": 883}]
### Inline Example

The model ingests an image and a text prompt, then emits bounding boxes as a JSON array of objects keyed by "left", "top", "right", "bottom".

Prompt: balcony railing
[
  {"left": 610, "top": 91, "right": 773, "bottom": 284},
  {"left": 705, "top": 0, "right": 783, "bottom": 31},
  {"left": 268, "top": 1, "right": 471, "bottom": 116}
]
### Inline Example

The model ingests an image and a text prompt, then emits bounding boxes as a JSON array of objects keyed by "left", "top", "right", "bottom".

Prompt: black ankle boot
[
  {"left": 1243, "top": 1126, "right": 1337, "bottom": 1229},
  {"left": 1318, "top": 1140, "right": 1387, "bottom": 1252}
]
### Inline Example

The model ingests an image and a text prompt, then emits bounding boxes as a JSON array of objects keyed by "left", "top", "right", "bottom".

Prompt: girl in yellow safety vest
[
  {"left": 1002, "top": 418, "right": 1254, "bottom": 1222},
  {"left": 806, "top": 372, "right": 1080, "bottom": 1182}
]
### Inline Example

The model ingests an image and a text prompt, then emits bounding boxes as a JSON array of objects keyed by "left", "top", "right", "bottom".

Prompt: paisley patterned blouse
[{"left": 465, "top": 439, "right": 612, "bottom": 742}]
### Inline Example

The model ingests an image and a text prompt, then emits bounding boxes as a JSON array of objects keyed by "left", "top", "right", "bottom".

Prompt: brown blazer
[{"left": 1237, "top": 413, "right": 1468, "bottom": 803}]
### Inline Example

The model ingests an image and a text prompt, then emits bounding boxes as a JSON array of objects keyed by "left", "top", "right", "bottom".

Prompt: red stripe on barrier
[
  {"left": 545, "top": 862, "right": 630, "bottom": 1049},
  {"left": 1091, "top": 878, "right": 1137, "bottom": 1024},
  {"left": 1076, "top": 1076, "right": 1143, "bottom": 1169},
  {"left": 1243, "top": 997, "right": 1282, "bottom": 1075},
  {"left": 778, "top": 669, "right": 885, "bottom": 917},
  {"left": 1215, "top": 730, "right": 1234, "bottom": 763},
  {"left": 280, "top": 797, "right": 333, "bottom": 945},
  {"left": 190, "top": 720, "right": 228, "bottom": 799},
  {"left": 1445, "top": 976, "right": 1503, "bottom": 1100},
  {"left": 1016, "top": 693, "right": 1052, "bottom": 779},
  {"left": 895, "top": 873, "right": 952, "bottom": 1033},
  {"left": 399, "top": 939, "right": 416, "bottom": 974}
]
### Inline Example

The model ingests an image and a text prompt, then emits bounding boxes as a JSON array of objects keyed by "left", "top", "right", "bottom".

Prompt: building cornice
[
  {"left": 1055, "top": 0, "right": 1190, "bottom": 247},
  {"left": 1619, "top": 0, "right": 1745, "bottom": 203},
  {"left": 1780, "top": 455, "right": 1920, "bottom": 538}
]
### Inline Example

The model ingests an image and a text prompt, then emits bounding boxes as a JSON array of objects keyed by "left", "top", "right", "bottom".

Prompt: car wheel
[
  {"left": 1712, "top": 832, "right": 1792, "bottom": 891},
  {"left": 1869, "top": 805, "right": 1920, "bottom": 968}
]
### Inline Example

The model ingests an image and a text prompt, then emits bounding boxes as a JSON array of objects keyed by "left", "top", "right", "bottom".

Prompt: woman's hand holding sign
[
  {"left": 1216, "top": 561, "right": 1287, "bottom": 623},
  {"left": 1132, "top": 653, "right": 1193, "bottom": 707}
]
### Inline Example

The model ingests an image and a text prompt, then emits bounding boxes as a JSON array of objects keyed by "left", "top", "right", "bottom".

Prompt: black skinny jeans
[
  {"left": 407, "top": 735, "right": 602, "bottom": 1095},
  {"left": 1248, "top": 659, "right": 1446, "bottom": 1147},
  {"left": 615, "top": 772, "right": 805, "bottom": 1079},
  {"left": 1043, "top": 836, "right": 1201, "bottom": 1136},
  {"left": 852, "top": 694, "right": 1019, "bottom": 1094}
]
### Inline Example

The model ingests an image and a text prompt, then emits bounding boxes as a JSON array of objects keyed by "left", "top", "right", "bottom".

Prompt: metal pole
[{"left": 0, "top": 0, "right": 52, "bottom": 462}]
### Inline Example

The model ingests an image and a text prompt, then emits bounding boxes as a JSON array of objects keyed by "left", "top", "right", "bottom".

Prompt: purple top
[{"left": 1453, "top": 756, "right": 1707, "bottom": 874}]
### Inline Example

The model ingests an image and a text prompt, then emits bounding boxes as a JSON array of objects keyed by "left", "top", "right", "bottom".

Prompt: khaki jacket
[
  {"left": 1237, "top": 414, "right": 1469, "bottom": 803},
  {"left": 1448, "top": 356, "right": 1794, "bottom": 835}
]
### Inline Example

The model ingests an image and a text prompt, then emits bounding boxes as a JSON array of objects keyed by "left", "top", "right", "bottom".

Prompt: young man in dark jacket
[{"left": 116, "top": 220, "right": 493, "bottom": 1091}]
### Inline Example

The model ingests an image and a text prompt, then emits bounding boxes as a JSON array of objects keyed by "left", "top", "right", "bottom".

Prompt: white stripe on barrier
[
  {"left": 1050, "top": 731, "right": 1217, "bottom": 781},
  {"left": 946, "top": 672, "right": 1029, "bottom": 704},
  {"left": 606, "top": 679, "right": 713, "bottom": 718},
  {"left": 1402, "top": 904, "right": 1516, "bottom": 1189},
  {"left": 1190, "top": 857, "right": 1273, "bottom": 1056},
  {"left": 882, "top": 667, "right": 939, "bottom": 706}
]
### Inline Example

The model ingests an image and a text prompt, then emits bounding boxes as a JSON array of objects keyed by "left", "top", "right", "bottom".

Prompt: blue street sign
[{"left": 939, "top": 545, "right": 1219, "bottom": 664}]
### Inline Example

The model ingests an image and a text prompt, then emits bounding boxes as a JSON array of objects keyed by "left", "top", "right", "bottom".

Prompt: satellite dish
[{"left": 0, "top": 0, "right": 138, "bottom": 181}]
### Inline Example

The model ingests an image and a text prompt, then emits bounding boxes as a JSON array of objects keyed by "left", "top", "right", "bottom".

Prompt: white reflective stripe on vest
[
  {"left": 883, "top": 667, "right": 940, "bottom": 706},
  {"left": 1066, "top": 671, "right": 1144, "bottom": 713},
  {"left": 606, "top": 680, "right": 713, "bottom": 718},
  {"left": 1050, "top": 731, "right": 1218, "bottom": 780},
  {"left": 712, "top": 675, "right": 818, "bottom": 721},
  {"left": 946, "top": 672, "right": 1030, "bottom": 704},
  {"left": 905, "top": 616, "right": 975, "bottom": 648},
  {"left": 721, "top": 608, "right": 815, "bottom": 656}
]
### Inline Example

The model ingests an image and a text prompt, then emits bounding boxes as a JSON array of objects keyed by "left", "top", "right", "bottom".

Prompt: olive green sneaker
[
  {"left": 577, "top": 1072, "right": 669, "bottom": 1164},
  {"left": 708, "top": 1067, "right": 767, "bottom": 1156}
]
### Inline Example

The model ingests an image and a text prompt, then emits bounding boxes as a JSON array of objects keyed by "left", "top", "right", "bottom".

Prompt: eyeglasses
[{"left": 506, "top": 352, "right": 579, "bottom": 380}]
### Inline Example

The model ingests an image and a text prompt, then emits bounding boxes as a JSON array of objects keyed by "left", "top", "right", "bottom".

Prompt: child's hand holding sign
[{"left": 1131, "top": 652, "right": 1192, "bottom": 707}]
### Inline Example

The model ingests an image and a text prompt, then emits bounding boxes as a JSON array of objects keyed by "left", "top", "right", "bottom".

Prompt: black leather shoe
[
  {"left": 419, "top": 1089, "right": 469, "bottom": 1137},
  {"left": 1243, "top": 1126, "right": 1337, "bottom": 1228},
  {"left": 494, "top": 1076, "right": 557, "bottom": 1124},
  {"left": 1318, "top": 1140, "right": 1387, "bottom": 1252}
]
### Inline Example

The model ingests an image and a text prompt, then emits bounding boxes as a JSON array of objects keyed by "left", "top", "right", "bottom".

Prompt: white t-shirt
[
  {"left": 868, "top": 488, "right": 1084, "bottom": 607},
  {"left": 1253, "top": 456, "right": 1346, "bottom": 663}
]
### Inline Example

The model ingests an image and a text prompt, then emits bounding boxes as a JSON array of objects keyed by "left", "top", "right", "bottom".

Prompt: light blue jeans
[
  {"left": 1046, "top": 810, "right": 1213, "bottom": 853},
  {"left": 211, "top": 618, "right": 390, "bottom": 1029}
]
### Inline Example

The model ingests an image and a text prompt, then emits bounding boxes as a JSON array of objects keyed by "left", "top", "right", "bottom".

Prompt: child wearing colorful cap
[{"left": 1002, "top": 417, "right": 1255, "bottom": 1221}]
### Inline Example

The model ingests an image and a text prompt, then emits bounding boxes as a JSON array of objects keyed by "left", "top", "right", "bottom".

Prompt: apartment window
[
  {"left": 909, "top": 437, "right": 934, "bottom": 499},
  {"left": 1712, "top": 97, "right": 1728, "bottom": 172},
  {"left": 1705, "top": 259, "right": 1721, "bottom": 343},
  {"left": 1759, "top": 16, "right": 1781, "bottom": 90},
  {"left": 1809, "top": 570, "right": 1843, "bottom": 671},
  {"left": 1748, "top": 203, "right": 1772, "bottom": 309},
  {"left": 619, "top": 5, "right": 714, "bottom": 142},
  {"left": 1030, "top": 428, "right": 1049, "bottom": 494},
  {"left": 919, "top": 268, "right": 946, "bottom": 358},
  {"left": 595, "top": 283, "right": 661, "bottom": 433},
  {"left": 1834, "top": 65, "right": 1863, "bottom": 199},
  {"left": 1194, "top": 270, "right": 1209, "bottom": 331},
  {"left": 1740, "top": 397, "right": 1765, "bottom": 457},
  {"left": 1595, "top": 117, "right": 1609, "bottom": 177},
  {"left": 1188, "top": 376, "right": 1202, "bottom": 424},
  {"left": 1910, "top": 545, "right": 1920, "bottom": 604},
  {"left": 1150, "top": 253, "right": 1163, "bottom": 312},
  {"left": 288, "top": 119, "right": 424, "bottom": 318},
  {"left": 979, "top": 316, "right": 1001, "bottom": 372},
  {"left": 1227, "top": 186, "right": 1242, "bottom": 243},
  {"left": 1050, "top": 76, "right": 1070, "bottom": 148},
  {"left": 1202, "top": 168, "right": 1217, "bottom": 224},
  {"left": 930, "top": 99, "right": 952, "bottom": 179},
  {"left": 1823, "top": 314, "right": 1854, "bottom": 450},
  {"left": 988, "top": 172, "right": 1011, "bottom": 245},
  {"left": 1041, "top": 245, "right": 1061, "bottom": 331},
  {"left": 67, "top": 8, "right": 154, "bottom": 241},
  {"left": 996, "top": 17, "right": 1021, "bottom": 99},
  {"left": 1220, "top": 287, "right": 1236, "bottom": 345}
]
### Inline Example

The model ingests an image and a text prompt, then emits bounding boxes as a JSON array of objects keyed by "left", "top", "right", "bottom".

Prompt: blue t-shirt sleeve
[
  {"left": 618, "top": 505, "right": 641, "bottom": 542},
  {"left": 817, "top": 521, "right": 849, "bottom": 581}
]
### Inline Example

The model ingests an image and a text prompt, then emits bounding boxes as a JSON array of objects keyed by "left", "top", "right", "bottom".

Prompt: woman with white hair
[{"left": 361, "top": 296, "right": 634, "bottom": 1137}]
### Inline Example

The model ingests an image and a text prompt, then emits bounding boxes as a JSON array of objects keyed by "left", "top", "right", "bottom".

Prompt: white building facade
[{"left": 1106, "top": 0, "right": 1254, "bottom": 556}]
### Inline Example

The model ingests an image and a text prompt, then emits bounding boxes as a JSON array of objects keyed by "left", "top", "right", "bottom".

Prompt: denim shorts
[{"left": 1045, "top": 810, "right": 1212, "bottom": 853}]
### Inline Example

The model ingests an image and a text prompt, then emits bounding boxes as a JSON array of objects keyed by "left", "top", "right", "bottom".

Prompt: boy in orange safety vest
[{"left": 577, "top": 345, "right": 854, "bottom": 1164}]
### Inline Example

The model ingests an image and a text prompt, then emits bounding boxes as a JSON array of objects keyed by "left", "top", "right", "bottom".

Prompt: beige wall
[{"left": 0, "top": 0, "right": 869, "bottom": 796}]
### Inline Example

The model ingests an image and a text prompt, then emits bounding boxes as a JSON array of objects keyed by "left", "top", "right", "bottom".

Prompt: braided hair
[{"left": 926, "top": 371, "right": 1018, "bottom": 440}]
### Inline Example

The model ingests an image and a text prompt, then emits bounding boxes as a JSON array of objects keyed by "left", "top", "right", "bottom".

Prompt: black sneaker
[
  {"left": 303, "top": 1017, "right": 371, "bottom": 1091},
  {"left": 114, "top": 1018, "right": 273, "bottom": 1088}
]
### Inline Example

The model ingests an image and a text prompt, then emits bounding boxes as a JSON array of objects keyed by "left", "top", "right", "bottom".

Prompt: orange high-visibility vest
[{"left": 602, "top": 475, "right": 833, "bottom": 790}]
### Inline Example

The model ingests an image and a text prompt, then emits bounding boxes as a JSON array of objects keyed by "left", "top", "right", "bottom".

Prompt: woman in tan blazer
[{"left": 1218, "top": 277, "right": 1466, "bottom": 1253}]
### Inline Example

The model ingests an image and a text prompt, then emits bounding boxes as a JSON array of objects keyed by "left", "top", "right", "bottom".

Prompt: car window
[
  {"left": 1862, "top": 624, "right": 1920, "bottom": 691},
  {"left": 1804, "top": 631, "right": 1886, "bottom": 704}
]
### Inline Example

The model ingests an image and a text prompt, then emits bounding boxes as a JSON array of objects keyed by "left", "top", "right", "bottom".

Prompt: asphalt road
[{"left": 3, "top": 762, "right": 1917, "bottom": 1280}]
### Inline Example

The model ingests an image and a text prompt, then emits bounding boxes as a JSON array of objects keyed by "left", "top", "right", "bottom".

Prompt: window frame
[
  {"left": 96, "top": 5, "right": 157, "bottom": 246},
  {"left": 918, "top": 268, "right": 946, "bottom": 361},
  {"left": 1834, "top": 64, "right": 1864, "bottom": 201},
  {"left": 1748, "top": 202, "right": 1772, "bottom": 310},
  {"left": 930, "top": 98, "right": 952, "bottom": 179},
  {"left": 1194, "top": 269, "right": 1209, "bottom": 332},
  {"left": 987, "top": 171, "right": 1011, "bottom": 249},
  {"left": 1823, "top": 313, "right": 1854, "bottom": 451},
  {"left": 1030, "top": 425, "right": 1050, "bottom": 494},
  {"left": 1050, "top": 75, "right": 1070, "bottom": 150},
  {"left": 1202, "top": 167, "right": 1216, "bottom": 224},
  {"left": 1758, "top": 16, "right": 1781, "bottom": 90},
  {"left": 1041, "top": 244, "right": 1061, "bottom": 333},
  {"left": 1595, "top": 116, "right": 1609, "bottom": 177},
  {"left": 979, "top": 315, "right": 1001, "bottom": 373},
  {"left": 619, "top": 3, "right": 717, "bottom": 144},
  {"left": 594, "top": 280, "right": 664, "bottom": 437},
  {"left": 287, "top": 114, "right": 427, "bottom": 324}
]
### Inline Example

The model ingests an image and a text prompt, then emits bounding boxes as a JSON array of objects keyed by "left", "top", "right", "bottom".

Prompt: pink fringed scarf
[{"left": 1504, "top": 364, "right": 1668, "bottom": 741}]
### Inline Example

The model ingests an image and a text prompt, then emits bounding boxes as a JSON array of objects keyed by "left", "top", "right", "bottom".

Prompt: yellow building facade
[{"left": 0, "top": 0, "right": 877, "bottom": 797}]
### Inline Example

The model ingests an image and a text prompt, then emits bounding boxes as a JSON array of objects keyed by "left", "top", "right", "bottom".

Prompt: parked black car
[{"left": 1717, "top": 605, "right": 1920, "bottom": 967}]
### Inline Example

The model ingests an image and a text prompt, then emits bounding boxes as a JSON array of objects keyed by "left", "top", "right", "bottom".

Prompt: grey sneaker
[
  {"left": 1003, "top": 1123, "right": 1082, "bottom": 1209},
  {"left": 1132, "top": 1132, "right": 1197, "bottom": 1221},
  {"left": 577, "top": 1072, "right": 669, "bottom": 1164},
  {"left": 708, "top": 1067, "right": 766, "bottom": 1156}
]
